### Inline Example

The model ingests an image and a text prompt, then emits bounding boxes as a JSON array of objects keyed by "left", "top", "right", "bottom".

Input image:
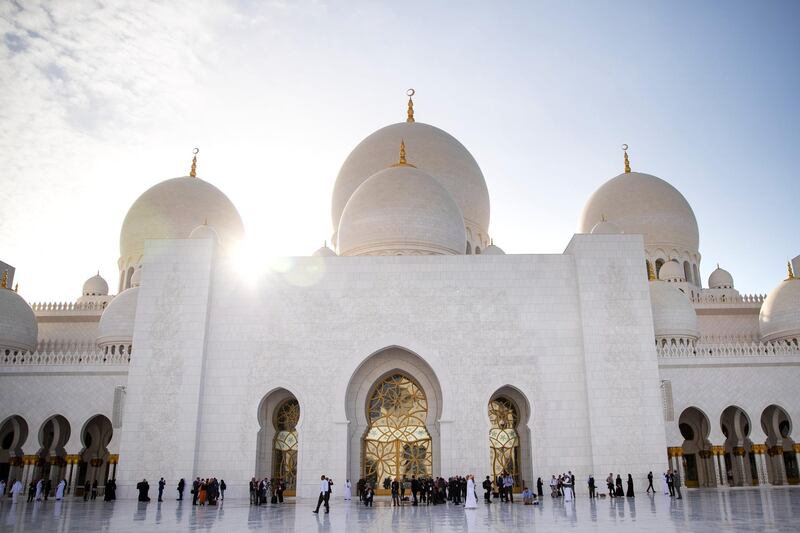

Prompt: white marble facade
[{"left": 1, "top": 95, "right": 798, "bottom": 499}]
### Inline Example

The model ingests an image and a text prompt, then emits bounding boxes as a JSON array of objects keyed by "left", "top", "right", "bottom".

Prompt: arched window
[
  {"left": 655, "top": 259, "right": 665, "bottom": 277},
  {"left": 489, "top": 397, "right": 520, "bottom": 485},
  {"left": 272, "top": 399, "right": 299, "bottom": 488},
  {"left": 475, "top": 246, "right": 481, "bottom": 255},
  {"left": 683, "top": 261, "right": 693, "bottom": 284},
  {"left": 363, "top": 374, "right": 431, "bottom": 487},
  {"left": 466, "top": 242, "right": 472, "bottom": 255}
]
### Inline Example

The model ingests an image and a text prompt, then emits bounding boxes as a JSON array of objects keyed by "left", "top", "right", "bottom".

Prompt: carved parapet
[
  {"left": 711, "top": 445, "right": 726, "bottom": 456},
  {"left": 65, "top": 454, "right": 81, "bottom": 465},
  {"left": 23, "top": 454, "right": 39, "bottom": 465},
  {"left": 732, "top": 447, "right": 746, "bottom": 457},
  {"left": 9, "top": 456, "right": 24, "bottom": 467}
]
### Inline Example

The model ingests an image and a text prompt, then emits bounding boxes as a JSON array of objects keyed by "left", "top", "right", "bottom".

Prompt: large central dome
[
  {"left": 579, "top": 171, "right": 699, "bottom": 253},
  {"left": 332, "top": 121, "right": 490, "bottom": 249},
  {"left": 120, "top": 176, "right": 244, "bottom": 267}
]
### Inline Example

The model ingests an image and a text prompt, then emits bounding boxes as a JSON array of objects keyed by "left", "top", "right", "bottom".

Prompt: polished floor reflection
[{"left": 1, "top": 488, "right": 799, "bottom": 532}]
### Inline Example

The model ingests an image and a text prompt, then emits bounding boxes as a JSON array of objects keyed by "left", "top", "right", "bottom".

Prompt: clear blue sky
[{"left": 0, "top": 0, "right": 798, "bottom": 301}]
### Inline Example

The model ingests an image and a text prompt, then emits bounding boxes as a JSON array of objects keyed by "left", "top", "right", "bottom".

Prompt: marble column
[
  {"left": 109, "top": 454, "right": 119, "bottom": 481},
  {"left": 67, "top": 455, "right": 80, "bottom": 495},
  {"left": 751, "top": 444, "right": 768, "bottom": 485},
  {"left": 794, "top": 444, "right": 800, "bottom": 482},
  {"left": 702, "top": 449, "right": 718, "bottom": 487},
  {"left": 768, "top": 446, "right": 787, "bottom": 485},
  {"left": 22, "top": 455, "right": 37, "bottom": 487},
  {"left": 712, "top": 446, "right": 726, "bottom": 486},
  {"left": 732, "top": 447, "right": 746, "bottom": 486}
]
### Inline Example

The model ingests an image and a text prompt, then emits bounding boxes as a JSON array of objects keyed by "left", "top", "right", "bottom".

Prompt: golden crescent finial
[
  {"left": 190, "top": 147, "right": 199, "bottom": 177},
  {"left": 406, "top": 89, "right": 415, "bottom": 123},
  {"left": 622, "top": 144, "right": 631, "bottom": 173}
]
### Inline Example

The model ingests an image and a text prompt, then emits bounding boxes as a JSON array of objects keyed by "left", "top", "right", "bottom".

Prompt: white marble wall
[{"left": 115, "top": 239, "right": 215, "bottom": 498}]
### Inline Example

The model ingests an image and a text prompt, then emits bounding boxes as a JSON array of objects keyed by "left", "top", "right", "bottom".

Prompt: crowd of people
[
  {"left": 248, "top": 477, "right": 288, "bottom": 505},
  {"left": 0, "top": 476, "right": 116, "bottom": 503}
]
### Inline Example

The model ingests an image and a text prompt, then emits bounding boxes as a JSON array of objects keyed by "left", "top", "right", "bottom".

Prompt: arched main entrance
[
  {"left": 256, "top": 388, "right": 300, "bottom": 495},
  {"left": 345, "top": 347, "right": 443, "bottom": 490},
  {"left": 363, "top": 373, "right": 432, "bottom": 488},
  {"left": 761, "top": 405, "right": 798, "bottom": 485},
  {"left": 487, "top": 386, "right": 532, "bottom": 489},
  {"left": 0, "top": 416, "right": 28, "bottom": 485}
]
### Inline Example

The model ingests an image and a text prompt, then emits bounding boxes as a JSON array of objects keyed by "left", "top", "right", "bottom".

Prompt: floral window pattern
[
  {"left": 489, "top": 397, "right": 520, "bottom": 486},
  {"left": 273, "top": 399, "right": 299, "bottom": 489},
  {"left": 363, "top": 374, "right": 432, "bottom": 486}
]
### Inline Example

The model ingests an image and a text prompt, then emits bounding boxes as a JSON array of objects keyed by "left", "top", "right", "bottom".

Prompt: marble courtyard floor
[{"left": 1, "top": 488, "right": 799, "bottom": 532}]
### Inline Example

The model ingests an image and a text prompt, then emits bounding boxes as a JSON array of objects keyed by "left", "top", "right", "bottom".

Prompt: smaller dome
[
  {"left": 0, "top": 288, "right": 38, "bottom": 352},
  {"left": 189, "top": 223, "right": 219, "bottom": 243},
  {"left": 759, "top": 276, "right": 800, "bottom": 343},
  {"left": 658, "top": 260, "right": 685, "bottom": 282},
  {"left": 82, "top": 273, "right": 109, "bottom": 296},
  {"left": 337, "top": 163, "right": 466, "bottom": 256},
  {"left": 313, "top": 243, "right": 336, "bottom": 257},
  {"left": 708, "top": 265, "right": 734, "bottom": 289},
  {"left": 130, "top": 268, "right": 142, "bottom": 288},
  {"left": 649, "top": 281, "right": 698, "bottom": 340},
  {"left": 97, "top": 287, "right": 139, "bottom": 347},
  {"left": 482, "top": 243, "right": 505, "bottom": 255},
  {"left": 590, "top": 220, "right": 622, "bottom": 235}
]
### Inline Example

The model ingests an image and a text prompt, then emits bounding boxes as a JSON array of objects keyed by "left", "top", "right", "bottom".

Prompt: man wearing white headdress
[
  {"left": 35, "top": 478, "right": 43, "bottom": 501},
  {"left": 10, "top": 480, "right": 23, "bottom": 503},
  {"left": 55, "top": 479, "right": 66, "bottom": 500},
  {"left": 464, "top": 475, "right": 478, "bottom": 509},
  {"left": 563, "top": 473, "right": 574, "bottom": 502}
]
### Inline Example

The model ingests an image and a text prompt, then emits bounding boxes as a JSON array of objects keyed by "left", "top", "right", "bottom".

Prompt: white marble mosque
[{"left": 1, "top": 92, "right": 799, "bottom": 501}]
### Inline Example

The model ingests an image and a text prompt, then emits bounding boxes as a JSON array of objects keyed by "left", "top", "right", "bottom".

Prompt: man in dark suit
[
  {"left": 192, "top": 478, "right": 200, "bottom": 505},
  {"left": 411, "top": 476, "right": 419, "bottom": 506},
  {"left": 177, "top": 478, "right": 185, "bottom": 501},
  {"left": 158, "top": 478, "right": 165, "bottom": 502}
]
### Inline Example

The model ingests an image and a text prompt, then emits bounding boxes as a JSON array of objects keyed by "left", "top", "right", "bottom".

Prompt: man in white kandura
[
  {"left": 34, "top": 479, "right": 43, "bottom": 501},
  {"left": 55, "top": 479, "right": 66, "bottom": 500},
  {"left": 344, "top": 479, "right": 352, "bottom": 501},
  {"left": 10, "top": 480, "right": 23, "bottom": 504},
  {"left": 464, "top": 475, "right": 478, "bottom": 509}
]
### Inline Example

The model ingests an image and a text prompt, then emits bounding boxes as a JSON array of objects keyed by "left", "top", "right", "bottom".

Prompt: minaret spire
[
  {"left": 622, "top": 144, "right": 631, "bottom": 173},
  {"left": 391, "top": 140, "right": 416, "bottom": 168},
  {"left": 787, "top": 261, "right": 795, "bottom": 280},
  {"left": 190, "top": 147, "right": 199, "bottom": 177},
  {"left": 1, "top": 270, "right": 7, "bottom": 289},
  {"left": 406, "top": 89, "right": 415, "bottom": 123}
]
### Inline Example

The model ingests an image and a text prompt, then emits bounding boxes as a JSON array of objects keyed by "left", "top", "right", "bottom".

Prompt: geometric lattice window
[
  {"left": 489, "top": 396, "right": 520, "bottom": 486},
  {"left": 363, "top": 374, "right": 432, "bottom": 487},
  {"left": 272, "top": 399, "right": 299, "bottom": 490}
]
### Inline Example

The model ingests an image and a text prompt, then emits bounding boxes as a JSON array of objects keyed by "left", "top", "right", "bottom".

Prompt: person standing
[
  {"left": 219, "top": 479, "right": 226, "bottom": 501},
  {"left": 0, "top": 479, "right": 5, "bottom": 498},
  {"left": 563, "top": 474, "right": 573, "bottom": 502},
  {"left": 158, "top": 477, "right": 165, "bottom": 502},
  {"left": 588, "top": 474, "right": 596, "bottom": 498},
  {"left": 344, "top": 479, "right": 352, "bottom": 501},
  {"left": 504, "top": 473, "right": 514, "bottom": 503},
  {"left": 105, "top": 478, "right": 116, "bottom": 501},
  {"left": 55, "top": 479, "right": 66, "bottom": 500},
  {"left": 569, "top": 471, "right": 576, "bottom": 499},
  {"left": 673, "top": 470, "right": 683, "bottom": 500},
  {"left": 662, "top": 472, "right": 670, "bottom": 495},
  {"left": 364, "top": 484, "right": 374, "bottom": 507},
  {"left": 35, "top": 478, "right": 43, "bottom": 501},
  {"left": 313, "top": 474, "right": 330, "bottom": 514},
  {"left": 411, "top": 475, "right": 419, "bottom": 506},
  {"left": 667, "top": 470, "right": 675, "bottom": 497},
  {"left": 536, "top": 477, "right": 543, "bottom": 499},
  {"left": 391, "top": 478, "right": 400, "bottom": 506},
  {"left": 11, "top": 479, "right": 23, "bottom": 504},
  {"left": 177, "top": 478, "right": 185, "bottom": 501},
  {"left": 44, "top": 478, "right": 51, "bottom": 501},
  {"left": 482, "top": 476, "right": 492, "bottom": 503},
  {"left": 464, "top": 475, "right": 478, "bottom": 509},
  {"left": 615, "top": 474, "right": 624, "bottom": 497},
  {"left": 192, "top": 478, "right": 200, "bottom": 506},
  {"left": 626, "top": 474, "right": 634, "bottom": 497},
  {"left": 646, "top": 471, "right": 654, "bottom": 493},
  {"left": 606, "top": 473, "right": 614, "bottom": 498},
  {"left": 137, "top": 479, "right": 151, "bottom": 502},
  {"left": 91, "top": 480, "right": 98, "bottom": 500}
]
